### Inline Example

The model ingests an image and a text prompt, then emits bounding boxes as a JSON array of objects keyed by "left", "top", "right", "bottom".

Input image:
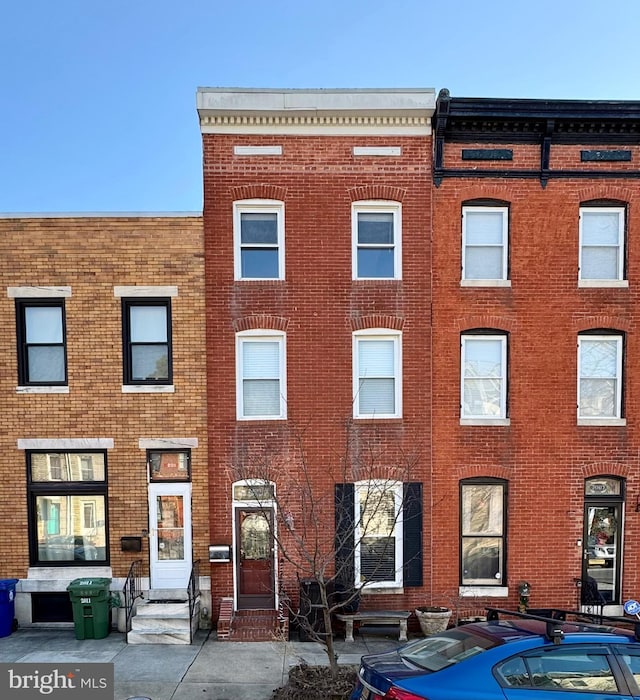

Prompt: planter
[{"left": 415, "top": 607, "right": 452, "bottom": 636}]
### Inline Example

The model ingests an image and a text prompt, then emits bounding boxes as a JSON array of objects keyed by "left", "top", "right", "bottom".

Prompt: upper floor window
[
  {"left": 236, "top": 331, "right": 286, "bottom": 420},
  {"left": 460, "top": 479, "right": 507, "bottom": 586},
  {"left": 579, "top": 206, "right": 625, "bottom": 283},
  {"left": 353, "top": 330, "right": 402, "bottom": 419},
  {"left": 122, "top": 299, "right": 172, "bottom": 385},
  {"left": 578, "top": 333, "right": 623, "bottom": 423},
  {"left": 461, "top": 333, "right": 508, "bottom": 422},
  {"left": 16, "top": 299, "right": 67, "bottom": 386},
  {"left": 462, "top": 206, "right": 508, "bottom": 283},
  {"left": 352, "top": 201, "right": 401, "bottom": 280},
  {"left": 234, "top": 200, "right": 285, "bottom": 280}
]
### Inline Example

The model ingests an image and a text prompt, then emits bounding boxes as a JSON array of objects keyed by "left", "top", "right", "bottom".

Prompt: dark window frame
[
  {"left": 148, "top": 449, "right": 192, "bottom": 482},
  {"left": 27, "top": 450, "right": 109, "bottom": 567},
  {"left": 16, "top": 298, "right": 68, "bottom": 386},
  {"left": 459, "top": 477, "right": 508, "bottom": 587},
  {"left": 122, "top": 298, "right": 173, "bottom": 385}
]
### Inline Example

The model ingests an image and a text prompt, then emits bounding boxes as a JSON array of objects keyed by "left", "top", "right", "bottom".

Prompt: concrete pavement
[{"left": 0, "top": 626, "right": 402, "bottom": 700}]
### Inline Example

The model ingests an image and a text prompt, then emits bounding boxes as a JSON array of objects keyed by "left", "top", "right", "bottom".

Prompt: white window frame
[
  {"left": 461, "top": 334, "right": 508, "bottom": 424},
  {"left": 353, "top": 330, "right": 402, "bottom": 419},
  {"left": 233, "top": 199, "right": 285, "bottom": 281},
  {"left": 352, "top": 201, "right": 402, "bottom": 280},
  {"left": 579, "top": 206, "right": 626, "bottom": 286},
  {"left": 577, "top": 334, "right": 624, "bottom": 425},
  {"left": 236, "top": 330, "right": 287, "bottom": 421},
  {"left": 355, "top": 480, "right": 403, "bottom": 589},
  {"left": 461, "top": 206, "right": 509, "bottom": 285}
]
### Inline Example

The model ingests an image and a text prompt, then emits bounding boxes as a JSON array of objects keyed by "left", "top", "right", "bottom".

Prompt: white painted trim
[
  {"left": 353, "top": 330, "right": 402, "bottom": 420},
  {"left": 233, "top": 199, "right": 285, "bottom": 281},
  {"left": 7, "top": 286, "right": 71, "bottom": 298},
  {"left": 352, "top": 200, "right": 402, "bottom": 281},
  {"left": 460, "top": 418, "right": 511, "bottom": 426},
  {"left": 578, "top": 418, "right": 627, "bottom": 427},
  {"left": 459, "top": 586, "right": 508, "bottom": 597},
  {"left": 114, "top": 286, "right": 178, "bottom": 297},
  {"left": 139, "top": 438, "right": 199, "bottom": 449},
  {"left": 17, "top": 438, "right": 114, "bottom": 449},
  {"left": 234, "top": 145, "right": 282, "bottom": 156},
  {"left": 16, "top": 386, "right": 69, "bottom": 394},
  {"left": 122, "top": 384, "right": 175, "bottom": 393},
  {"left": 353, "top": 146, "right": 402, "bottom": 156},
  {"left": 462, "top": 206, "right": 509, "bottom": 283},
  {"left": 460, "top": 280, "right": 512, "bottom": 288},
  {"left": 201, "top": 122, "right": 431, "bottom": 136}
]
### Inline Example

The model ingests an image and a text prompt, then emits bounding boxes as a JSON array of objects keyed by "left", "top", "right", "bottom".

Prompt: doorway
[
  {"left": 582, "top": 477, "right": 623, "bottom": 606},
  {"left": 148, "top": 482, "right": 192, "bottom": 590},
  {"left": 235, "top": 508, "right": 275, "bottom": 609}
]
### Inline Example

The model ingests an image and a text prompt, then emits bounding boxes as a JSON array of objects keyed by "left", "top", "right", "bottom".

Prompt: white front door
[{"left": 149, "top": 482, "right": 192, "bottom": 590}]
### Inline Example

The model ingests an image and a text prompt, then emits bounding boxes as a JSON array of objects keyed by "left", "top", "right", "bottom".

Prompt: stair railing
[
  {"left": 187, "top": 558, "right": 201, "bottom": 643},
  {"left": 123, "top": 558, "right": 144, "bottom": 635}
]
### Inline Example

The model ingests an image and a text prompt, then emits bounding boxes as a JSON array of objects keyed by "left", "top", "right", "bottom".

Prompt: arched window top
[
  {"left": 581, "top": 198, "right": 627, "bottom": 208},
  {"left": 462, "top": 198, "right": 510, "bottom": 208}
]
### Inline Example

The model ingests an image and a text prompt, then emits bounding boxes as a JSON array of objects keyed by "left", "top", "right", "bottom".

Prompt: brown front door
[{"left": 236, "top": 508, "right": 275, "bottom": 609}]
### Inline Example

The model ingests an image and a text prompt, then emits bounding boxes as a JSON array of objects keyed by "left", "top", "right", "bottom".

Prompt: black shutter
[
  {"left": 335, "top": 483, "right": 355, "bottom": 588},
  {"left": 403, "top": 482, "right": 423, "bottom": 587}
]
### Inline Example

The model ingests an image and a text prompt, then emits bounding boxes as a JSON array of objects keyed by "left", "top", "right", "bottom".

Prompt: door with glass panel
[
  {"left": 149, "top": 483, "right": 192, "bottom": 589},
  {"left": 236, "top": 508, "right": 275, "bottom": 609}
]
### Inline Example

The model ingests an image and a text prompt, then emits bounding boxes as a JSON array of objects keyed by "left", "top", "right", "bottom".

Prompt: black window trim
[{"left": 122, "top": 297, "right": 173, "bottom": 385}]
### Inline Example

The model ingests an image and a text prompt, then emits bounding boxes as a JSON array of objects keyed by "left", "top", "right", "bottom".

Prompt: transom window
[
  {"left": 28, "top": 451, "right": 108, "bottom": 566},
  {"left": 353, "top": 330, "right": 402, "bottom": 419},
  {"left": 234, "top": 200, "right": 285, "bottom": 280},
  {"left": 461, "top": 333, "right": 507, "bottom": 420},
  {"left": 462, "top": 206, "right": 508, "bottom": 282},
  {"left": 122, "top": 299, "right": 172, "bottom": 385},
  {"left": 355, "top": 480, "right": 403, "bottom": 588},
  {"left": 460, "top": 479, "right": 506, "bottom": 586},
  {"left": 579, "top": 206, "right": 625, "bottom": 281},
  {"left": 16, "top": 299, "right": 67, "bottom": 385},
  {"left": 236, "top": 331, "right": 287, "bottom": 420},
  {"left": 578, "top": 333, "right": 623, "bottom": 421},
  {"left": 352, "top": 201, "right": 401, "bottom": 279}
]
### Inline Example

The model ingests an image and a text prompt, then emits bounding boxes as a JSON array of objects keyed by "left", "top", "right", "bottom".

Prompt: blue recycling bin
[{"left": 0, "top": 579, "right": 19, "bottom": 637}]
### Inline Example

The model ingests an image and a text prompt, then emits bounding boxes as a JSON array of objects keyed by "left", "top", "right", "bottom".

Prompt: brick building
[{"left": 0, "top": 215, "right": 211, "bottom": 635}]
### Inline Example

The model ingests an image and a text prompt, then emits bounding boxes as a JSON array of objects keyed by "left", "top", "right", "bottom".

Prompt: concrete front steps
[{"left": 127, "top": 596, "right": 200, "bottom": 645}]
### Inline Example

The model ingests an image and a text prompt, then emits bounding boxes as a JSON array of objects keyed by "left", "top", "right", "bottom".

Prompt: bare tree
[{"left": 228, "top": 418, "right": 422, "bottom": 678}]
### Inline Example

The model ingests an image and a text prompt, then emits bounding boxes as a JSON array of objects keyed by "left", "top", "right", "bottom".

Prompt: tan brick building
[{"left": 0, "top": 215, "right": 210, "bottom": 630}]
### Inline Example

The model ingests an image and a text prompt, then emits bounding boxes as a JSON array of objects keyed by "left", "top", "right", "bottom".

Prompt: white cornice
[{"left": 196, "top": 88, "right": 435, "bottom": 136}]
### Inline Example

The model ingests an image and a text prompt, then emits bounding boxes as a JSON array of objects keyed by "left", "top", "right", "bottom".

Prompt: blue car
[{"left": 350, "top": 608, "right": 640, "bottom": 700}]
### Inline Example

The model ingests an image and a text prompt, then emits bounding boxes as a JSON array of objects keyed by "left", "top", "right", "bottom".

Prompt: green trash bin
[{"left": 67, "top": 577, "right": 112, "bottom": 640}]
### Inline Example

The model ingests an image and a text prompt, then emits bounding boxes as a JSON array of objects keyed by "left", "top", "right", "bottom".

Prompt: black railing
[
  {"left": 187, "top": 559, "right": 201, "bottom": 643},
  {"left": 123, "top": 558, "right": 144, "bottom": 635}
]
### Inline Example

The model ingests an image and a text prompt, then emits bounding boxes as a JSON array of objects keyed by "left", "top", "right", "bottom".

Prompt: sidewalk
[{"left": 0, "top": 627, "right": 400, "bottom": 700}]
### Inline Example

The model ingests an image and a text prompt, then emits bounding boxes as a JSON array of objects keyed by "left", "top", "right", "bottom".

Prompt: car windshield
[{"left": 400, "top": 628, "right": 499, "bottom": 671}]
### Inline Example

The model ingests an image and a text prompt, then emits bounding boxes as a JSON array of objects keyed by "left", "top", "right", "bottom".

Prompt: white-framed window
[
  {"left": 355, "top": 480, "right": 403, "bottom": 588},
  {"left": 236, "top": 331, "right": 286, "bottom": 420},
  {"left": 578, "top": 334, "right": 623, "bottom": 422},
  {"left": 462, "top": 206, "right": 508, "bottom": 282},
  {"left": 579, "top": 206, "right": 625, "bottom": 282},
  {"left": 234, "top": 199, "right": 285, "bottom": 280},
  {"left": 461, "top": 480, "right": 506, "bottom": 586},
  {"left": 461, "top": 334, "right": 507, "bottom": 421},
  {"left": 353, "top": 330, "right": 402, "bottom": 419},
  {"left": 352, "top": 201, "right": 402, "bottom": 280}
]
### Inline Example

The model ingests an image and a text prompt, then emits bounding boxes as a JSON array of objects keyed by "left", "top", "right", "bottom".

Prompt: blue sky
[{"left": 2, "top": 0, "right": 639, "bottom": 213}]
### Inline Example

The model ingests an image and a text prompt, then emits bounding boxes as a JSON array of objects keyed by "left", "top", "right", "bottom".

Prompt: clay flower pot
[{"left": 415, "top": 606, "right": 452, "bottom": 635}]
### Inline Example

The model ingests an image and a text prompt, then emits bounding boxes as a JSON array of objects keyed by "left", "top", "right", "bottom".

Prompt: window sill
[
  {"left": 237, "top": 416, "right": 287, "bottom": 422},
  {"left": 459, "top": 585, "right": 508, "bottom": 597},
  {"left": 578, "top": 418, "right": 626, "bottom": 427},
  {"left": 122, "top": 385, "right": 175, "bottom": 393},
  {"left": 460, "top": 279, "right": 511, "bottom": 288},
  {"left": 361, "top": 586, "right": 404, "bottom": 595},
  {"left": 578, "top": 279, "right": 628, "bottom": 288},
  {"left": 460, "top": 418, "right": 510, "bottom": 426},
  {"left": 17, "top": 386, "right": 69, "bottom": 394}
]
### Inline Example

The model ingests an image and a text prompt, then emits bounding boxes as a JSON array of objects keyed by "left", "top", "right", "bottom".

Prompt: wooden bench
[{"left": 334, "top": 610, "right": 411, "bottom": 642}]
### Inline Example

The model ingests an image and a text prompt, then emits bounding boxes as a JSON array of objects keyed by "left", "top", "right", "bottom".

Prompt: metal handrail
[
  {"left": 187, "top": 559, "right": 201, "bottom": 643},
  {"left": 123, "top": 559, "right": 144, "bottom": 635}
]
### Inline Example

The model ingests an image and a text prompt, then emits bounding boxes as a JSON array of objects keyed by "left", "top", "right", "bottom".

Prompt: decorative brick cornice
[
  {"left": 572, "top": 315, "right": 631, "bottom": 332},
  {"left": 453, "top": 315, "right": 517, "bottom": 332},
  {"left": 230, "top": 184, "right": 287, "bottom": 202},
  {"left": 233, "top": 315, "right": 289, "bottom": 332},
  {"left": 350, "top": 315, "right": 405, "bottom": 331},
  {"left": 349, "top": 185, "right": 407, "bottom": 202}
]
